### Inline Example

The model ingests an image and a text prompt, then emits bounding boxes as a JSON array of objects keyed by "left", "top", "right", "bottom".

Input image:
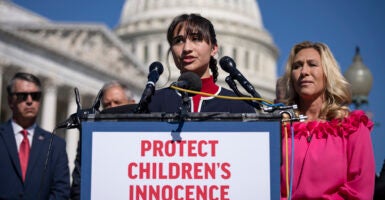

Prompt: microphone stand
[
  {"left": 179, "top": 91, "right": 190, "bottom": 120},
  {"left": 47, "top": 88, "right": 103, "bottom": 199},
  {"left": 225, "top": 76, "right": 261, "bottom": 110},
  {"left": 175, "top": 91, "right": 191, "bottom": 142},
  {"left": 133, "top": 86, "right": 153, "bottom": 113},
  {"left": 40, "top": 88, "right": 89, "bottom": 199}
]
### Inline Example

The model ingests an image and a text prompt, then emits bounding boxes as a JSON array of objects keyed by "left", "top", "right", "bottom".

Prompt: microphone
[
  {"left": 171, "top": 71, "right": 202, "bottom": 95},
  {"left": 171, "top": 72, "right": 202, "bottom": 116},
  {"left": 55, "top": 87, "right": 103, "bottom": 129},
  {"left": 134, "top": 61, "right": 164, "bottom": 113},
  {"left": 47, "top": 86, "right": 103, "bottom": 198},
  {"left": 219, "top": 56, "right": 262, "bottom": 98},
  {"left": 55, "top": 113, "right": 79, "bottom": 129},
  {"left": 147, "top": 61, "right": 164, "bottom": 87}
]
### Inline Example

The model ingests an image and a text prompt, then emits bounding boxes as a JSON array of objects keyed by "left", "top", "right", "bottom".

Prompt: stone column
[
  {"left": 148, "top": 41, "right": 157, "bottom": 63},
  {"left": 0, "top": 59, "right": 10, "bottom": 120},
  {"left": 40, "top": 80, "right": 57, "bottom": 132},
  {"left": 136, "top": 42, "right": 144, "bottom": 63},
  {"left": 162, "top": 41, "right": 168, "bottom": 64},
  {"left": 138, "top": 0, "right": 145, "bottom": 12},
  {"left": 249, "top": 50, "right": 256, "bottom": 73},
  {"left": 65, "top": 90, "right": 79, "bottom": 176},
  {"left": 237, "top": 47, "right": 246, "bottom": 72},
  {"left": 223, "top": 45, "right": 233, "bottom": 59}
]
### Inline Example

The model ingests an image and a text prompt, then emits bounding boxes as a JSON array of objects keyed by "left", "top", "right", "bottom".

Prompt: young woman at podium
[{"left": 148, "top": 13, "right": 255, "bottom": 113}]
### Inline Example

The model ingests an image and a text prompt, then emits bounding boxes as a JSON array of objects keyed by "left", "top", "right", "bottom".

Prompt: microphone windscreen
[
  {"left": 219, "top": 56, "right": 237, "bottom": 74},
  {"left": 178, "top": 71, "right": 202, "bottom": 92},
  {"left": 149, "top": 61, "right": 164, "bottom": 75}
]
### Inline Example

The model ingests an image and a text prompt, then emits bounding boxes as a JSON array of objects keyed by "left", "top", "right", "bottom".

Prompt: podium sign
[{"left": 81, "top": 121, "right": 280, "bottom": 199}]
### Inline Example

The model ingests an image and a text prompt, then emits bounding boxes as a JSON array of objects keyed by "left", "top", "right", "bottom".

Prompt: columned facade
[
  {"left": 40, "top": 80, "right": 58, "bottom": 132},
  {"left": 0, "top": 0, "right": 148, "bottom": 174}
]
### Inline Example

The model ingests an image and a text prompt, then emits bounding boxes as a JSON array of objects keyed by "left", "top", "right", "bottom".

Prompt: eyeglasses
[{"left": 12, "top": 92, "right": 42, "bottom": 101}]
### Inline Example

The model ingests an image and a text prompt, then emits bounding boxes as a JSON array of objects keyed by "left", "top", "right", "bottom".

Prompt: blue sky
[{"left": 12, "top": 0, "right": 385, "bottom": 172}]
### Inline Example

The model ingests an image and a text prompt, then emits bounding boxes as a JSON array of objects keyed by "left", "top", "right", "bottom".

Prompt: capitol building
[{"left": 0, "top": 0, "right": 278, "bottom": 173}]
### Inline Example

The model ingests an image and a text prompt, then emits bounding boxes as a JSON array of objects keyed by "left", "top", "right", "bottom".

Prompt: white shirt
[{"left": 12, "top": 120, "right": 36, "bottom": 151}]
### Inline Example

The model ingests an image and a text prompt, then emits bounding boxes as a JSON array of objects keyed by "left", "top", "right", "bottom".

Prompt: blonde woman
[{"left": 280, "top": 41, "right": 375, "bottom": 199}]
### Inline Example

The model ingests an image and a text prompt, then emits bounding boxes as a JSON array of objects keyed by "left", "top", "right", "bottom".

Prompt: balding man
[{"left": 101, "top": 81, "right": 135, "bottom": 109}]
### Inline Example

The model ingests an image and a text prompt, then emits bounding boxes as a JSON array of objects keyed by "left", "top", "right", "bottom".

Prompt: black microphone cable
[{"left": 38, "top": 127, "right": 58, "bottom": 200}]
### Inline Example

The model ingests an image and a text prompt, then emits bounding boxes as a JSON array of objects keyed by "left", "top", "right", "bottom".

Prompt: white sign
[{"left": 91, "top": 131, "right": 270, "bottom": 200}]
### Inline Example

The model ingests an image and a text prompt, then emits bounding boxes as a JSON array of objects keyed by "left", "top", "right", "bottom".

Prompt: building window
[
  {"left": 157, "top": 44, "right": 163, "bottom": 61},
  {"left": 131, "top": 43, "right": 136, "bottom": 54},
  {"left": 255, "top": 53, "right": 260, "bottom": 71},
  {"left": 217, "top": 45, "right": 223, "bottom": 58},
  {"left": 245, "top": 51, "right": 249, "bottom": 69},
  {"left": 144, "top": 45, "right": 149, "bottom": 63},
  {"left": 232, "top": 48, "right": 237, "bottom": 61}
]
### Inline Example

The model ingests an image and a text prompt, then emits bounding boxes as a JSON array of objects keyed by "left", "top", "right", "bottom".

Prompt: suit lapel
[
  {"left": 0, "top": 121, "right": 23, "bottom": 180},
  {"left": 27, "top": 126, "right": 48, "bottom": 177}
]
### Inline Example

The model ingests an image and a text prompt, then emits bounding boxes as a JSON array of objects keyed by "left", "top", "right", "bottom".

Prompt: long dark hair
[{"left": 167, "top": 13, "right": 219, "bottom": 82}]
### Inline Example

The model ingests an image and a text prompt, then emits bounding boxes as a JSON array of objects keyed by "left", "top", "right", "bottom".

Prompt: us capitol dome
[{"left": 115, "top": 0, "right": 278, "bottom": 99}]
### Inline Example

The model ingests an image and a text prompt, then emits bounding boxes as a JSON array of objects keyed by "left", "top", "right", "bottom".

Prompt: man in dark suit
[{"left": 0, "top": 72, "right": 70, "bottom": 199}]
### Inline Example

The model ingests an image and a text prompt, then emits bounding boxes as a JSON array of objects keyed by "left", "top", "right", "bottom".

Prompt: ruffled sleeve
[{"left": 339, "top": 110, "right": 375, "bottom": 199}]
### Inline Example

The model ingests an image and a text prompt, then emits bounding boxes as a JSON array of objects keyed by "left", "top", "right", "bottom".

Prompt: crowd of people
[{"left": 0, "top": 13, "right": 382, "bottom": 200}]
